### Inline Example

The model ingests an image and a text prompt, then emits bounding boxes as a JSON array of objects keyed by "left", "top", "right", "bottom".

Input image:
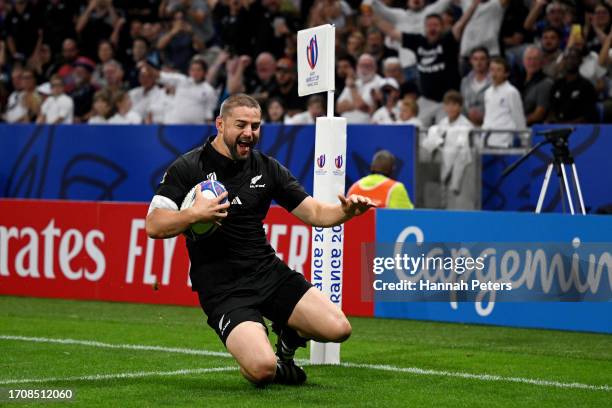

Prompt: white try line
[
  {"left": 1, "top": 334, "right": 610, "bottom": 391},
  {"left": 0, "top": 367, "right": 236, "bottom": 385}
]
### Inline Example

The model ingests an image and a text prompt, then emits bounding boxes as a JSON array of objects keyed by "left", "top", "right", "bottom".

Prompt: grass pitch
[{"left": 0, "top": 296, "right": 610, "bottom": 407}]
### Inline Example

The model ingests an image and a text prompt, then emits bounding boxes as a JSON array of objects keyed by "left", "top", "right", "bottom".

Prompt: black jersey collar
[{"left": 202, "top": 135, "right": 250, "bottom": 172}]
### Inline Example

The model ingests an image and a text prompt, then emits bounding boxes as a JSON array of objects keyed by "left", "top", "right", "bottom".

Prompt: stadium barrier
[{"left": 1, "top": 198, "right": 610, "bottom": 334}]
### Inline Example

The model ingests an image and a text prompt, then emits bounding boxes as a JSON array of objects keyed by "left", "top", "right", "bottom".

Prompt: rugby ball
[{"left": 180, "top": 180, "right": 228, "bottom": 239}]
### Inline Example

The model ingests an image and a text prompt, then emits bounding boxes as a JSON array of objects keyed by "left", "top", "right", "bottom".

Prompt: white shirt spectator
[
  {"left": 337, "top": 74, "right": 385, "bottom": 123},
  {"left": 460, "top": 0, "right": 506, "bottom": 57},
  {"left": 437, "top": 114, "right": 473, "bottom": 132},
  {"left": 284, "top": 111, "right": 315, "bottom": 125},
  {"left": 368, "top": 0, "right": 454, "bottom": 68},
  {"left": 158, "top": 72, "right": 217, "bottom": 124},
  {"left": 129, "top": 86, "right": 165, "bottom": 122},
  {"left": 483, "top": 81, "right": 526, "bottom": 147},
  {"left": 398, "top": 117, "right": 423, "bottom": 127},
  {"left": 40, "top": 94, "right": 74, "bottom": 124},
  {"left": 3, "top": 91, "right": 27, "bottom": 123},
  {"left": 147, "top": 90, "right": 174, "bottom": 124},
  {"left": 371, "top": 105, "right": 400, "bottom": 124},
  {"left": 108, "top": 111, "right": 142, "bottom": 124},
  {"left": 88, "top": 115, "right": 109, "bottom": 124}
]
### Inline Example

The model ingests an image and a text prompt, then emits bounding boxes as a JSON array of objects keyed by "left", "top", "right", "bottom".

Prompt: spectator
[
  {"left": 76, "top": 0, "right": 124, "bottom": 59},
  {"left": 430, "top": 90, "right": 477, "bottom": 210},
  {"left": 437, "top": 90, "right": 473, "bottom": 128},
  {"left": 460, "top": 46, "right": 491, "bottom": 126},
  {"left": 500, "top": 0, "right": 530, "bottom": 63},
  {"left": 482, "top": 56, "right": 526, "bottom": 147},
  {"left": 460, "top": 0, "right": 510, "bottom": 62},
  {"left": 36, "top": 74, "right": 73, "bottom": 124},
  {"left": 264, "top": 97, "right": 286, "bottom": 123},
  {"left": 378, "top": 1, "right": 481, "bottom": 126},
  {"left": 102, "top": 59, "right": 127, "bottom": 94},
  {"left": 213, "top": 0, "right": 252, "bottom": 56},
  {"left": 397, "top": 96, "right": 422, "bottom": 126},
  {"left": 519, "top": 46, "right": 553, "bottom": 126},
  {"left": 561, "top": 30, "right": 607, "bottom": 91},
  {"left": 245, "top": 52, "right": 278, "bottom": 104},
  {"left": 381, "top": 56, "right": 419, "bottom": 100},
  {"left": 540, "top": 26, "right": 563, "bottom": 77},
  {"left": 371, "top": 78, "right": 401, "bottom": 124},
  {"left": 129, "top": 65, "right": 164, "bottom": 124},
  {"left": 109, "top": 90, "right": 141, "bottom": 124},
  {"left": 548, "top": 47, "right": 597, "bottom": 123},
  {"left": 285, "top": 95, "right": 325, "bottom": 125},
  {"left": 307, "top": 0, "right": 354, "bottom": 35},
  {"left": 88, "top": 89, "right": 114, "bottom": 124},
  {"left": 336, "top": 53, "right": 384, "bottom": 123},
  {"left": 28, "top": 43, "right": 54, "bottom": 82},
  {"left": 159, "top": 0, "right": 215, "bottom": 50},
  {"left": 7, "top": 68, "right": 41, "bottom": 123},
  {"left": 347, "top": 149, "right": 414, "bottom": 209},
  {"left": 5, "top": 0, "right": 41, "bottom": 60},
  {"left": 364, "top": 28, "right": 398, "bottom": 71},
  {"left": 125, "top": 37, "right": 153, "bottom": 88},
  {"left": 335, "top": 53, "right": 356, "bottom": 99},
  {"left": 368, "top": 0, "right": 455, "bottom": 81},
  {"left": 143, "top": 56, "right": 217, "bottom": 124},
  {"left": 524, "top": 0, "right": 570, "bottom": 44},
  {"left": 70, "top": 56, "right": 97, "bottom": 123},
  {"left": 585, "top": 2, "right": 612, "bottom": 53},
  {"left": 268, "top": 57, "right": 305, "bottom": 117},
  {"left": 3, "top": 65, "right": 26, "bottom": 123},
  {"left": 54, "top": 39, "right": 80, "bottom": 92},
  {"left": 249, "top": 0, "right": 296, "bottom": 58},
  {"left": 93, "top": 40, "right": 116, "bottom": 88},
  {"left": 157, "top": 9, "right": 195, "bottom": 73},
  {"left": 41, "top": 0, "right": 78, "bottom": 55},
  {"left": 346, "top": 30, "right": 366, "bottom": 61}
]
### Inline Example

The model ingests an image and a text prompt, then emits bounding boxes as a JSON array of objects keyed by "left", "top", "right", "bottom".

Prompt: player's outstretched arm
[
  {"left": 146, "top": 191, "right": 229, "bottom": 239},
  {"left": 291, "top": 194, "right": 376, "bottom": 228}
]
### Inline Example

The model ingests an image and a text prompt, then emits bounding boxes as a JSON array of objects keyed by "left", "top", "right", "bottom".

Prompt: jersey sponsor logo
[
  {"left": 206, "top": 172, "right": 217, "bottom": 181},
  {"left": 250, "top": 174, "right": 265, "bottom": 188},
  {"left": 231, "top": 196, "right": 242, "bottom": 205}
]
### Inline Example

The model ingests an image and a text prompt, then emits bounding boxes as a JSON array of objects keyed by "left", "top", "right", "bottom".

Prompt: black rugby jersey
[{"left": 155, "top": 136, "right": 309, "bottom": 297}]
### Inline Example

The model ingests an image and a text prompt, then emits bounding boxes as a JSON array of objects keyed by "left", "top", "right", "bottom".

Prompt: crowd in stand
[{"left": 0, "top": 0, "right": 610, "bottom": 136}]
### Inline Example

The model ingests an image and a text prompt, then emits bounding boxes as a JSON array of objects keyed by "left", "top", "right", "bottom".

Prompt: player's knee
[
  {"left": 244, "top": 357, "right": 277, "bottom": 385},
  {"left": 329, "top": 316, "right": 352, "bottom": 342}
]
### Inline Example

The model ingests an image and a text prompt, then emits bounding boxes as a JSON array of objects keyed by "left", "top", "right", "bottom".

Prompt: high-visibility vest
[{"left": 346, "top": 174, "right": 413, "bottom": 209}]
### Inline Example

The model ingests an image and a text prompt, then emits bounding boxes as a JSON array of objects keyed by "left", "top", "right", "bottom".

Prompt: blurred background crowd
[{"left": 0, "top": 0, "right": 610, "bottom": 130}]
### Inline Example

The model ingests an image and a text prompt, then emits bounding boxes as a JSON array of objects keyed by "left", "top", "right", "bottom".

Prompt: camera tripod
[{"left": 502, "top": 128, "right": 586, "bottom": 215}]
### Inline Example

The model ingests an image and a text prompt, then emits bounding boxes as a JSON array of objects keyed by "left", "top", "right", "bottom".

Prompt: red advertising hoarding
[{"left": 0, "top": 199, "right": 374, "bottom": 316}]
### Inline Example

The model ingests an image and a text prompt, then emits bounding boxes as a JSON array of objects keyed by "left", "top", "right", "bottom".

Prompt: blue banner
[
  {"left": 0, "top": 124, "right": 415, "bottom": 202},
  {"left": 483, "top": 125, "right": 612, "bottom": 214},
  {"left": 375, "top": 209, "right": 612, "bottom": 333}
]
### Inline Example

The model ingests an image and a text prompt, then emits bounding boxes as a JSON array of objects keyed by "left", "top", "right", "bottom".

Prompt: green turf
[{"left": 1, "top": 296, "right": 610, "bottom": 407}]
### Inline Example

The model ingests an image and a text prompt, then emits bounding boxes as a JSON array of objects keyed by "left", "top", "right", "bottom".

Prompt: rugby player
[{"left": 146, "top": 94, "right": 375, "bottom": 386}]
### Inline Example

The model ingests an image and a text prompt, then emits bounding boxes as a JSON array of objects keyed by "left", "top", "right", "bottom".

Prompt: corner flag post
[{"left": 297, "top": 24, "right": 347, "bottom": 365}]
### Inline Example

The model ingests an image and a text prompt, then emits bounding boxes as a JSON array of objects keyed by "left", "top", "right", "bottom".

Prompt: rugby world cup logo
[
  {"left": 335, "top": 155, "right": 343, "bottom": 169},
  {"left": 306, "top": 35, "right": 318, "bottom": 70},
  {"left": 317, "top": 154, "right": 326, "bottom": 168}
]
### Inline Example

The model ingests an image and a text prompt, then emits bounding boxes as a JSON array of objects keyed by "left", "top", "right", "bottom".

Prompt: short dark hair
[
  {"left": 220, "top": 93, "right": 261, "bottom": 118},
  {"left": 190, "top": 56, "right": 208, "bottom": 72},
  {"left": 337, "top": 53, "right": 356, "bottom": 69},
  {"left": 542, "top": 26, "right": 562, "bottom": 38},
  {"left": 425, "top": 13, "right": 443, "bottom": 23},
  {"left": 443, "top": 90, "right": 463, "bottom": 106},
  {"left": 490, "top": 56, "right": 510, "bottom": 72},
  {"left": 470, "top": 46, "right": 489, "bottom": 58}
]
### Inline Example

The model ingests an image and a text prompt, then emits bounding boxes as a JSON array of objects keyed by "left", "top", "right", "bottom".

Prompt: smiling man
[{"left": 145, "top": 94, "right": 375, "bottom": 386}]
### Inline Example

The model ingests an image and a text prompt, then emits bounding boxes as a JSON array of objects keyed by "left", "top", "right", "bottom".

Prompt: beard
[{"left": 226, "top": 135, "right": 258, "bottom": 161}]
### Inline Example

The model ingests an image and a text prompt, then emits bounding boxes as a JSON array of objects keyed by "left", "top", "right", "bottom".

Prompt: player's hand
[
  {"left": 190, "top": 188, "right": 230, "bottom": 224},
  {"left": 338, "top": 194, "right": 376, "bottom": 217}
]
